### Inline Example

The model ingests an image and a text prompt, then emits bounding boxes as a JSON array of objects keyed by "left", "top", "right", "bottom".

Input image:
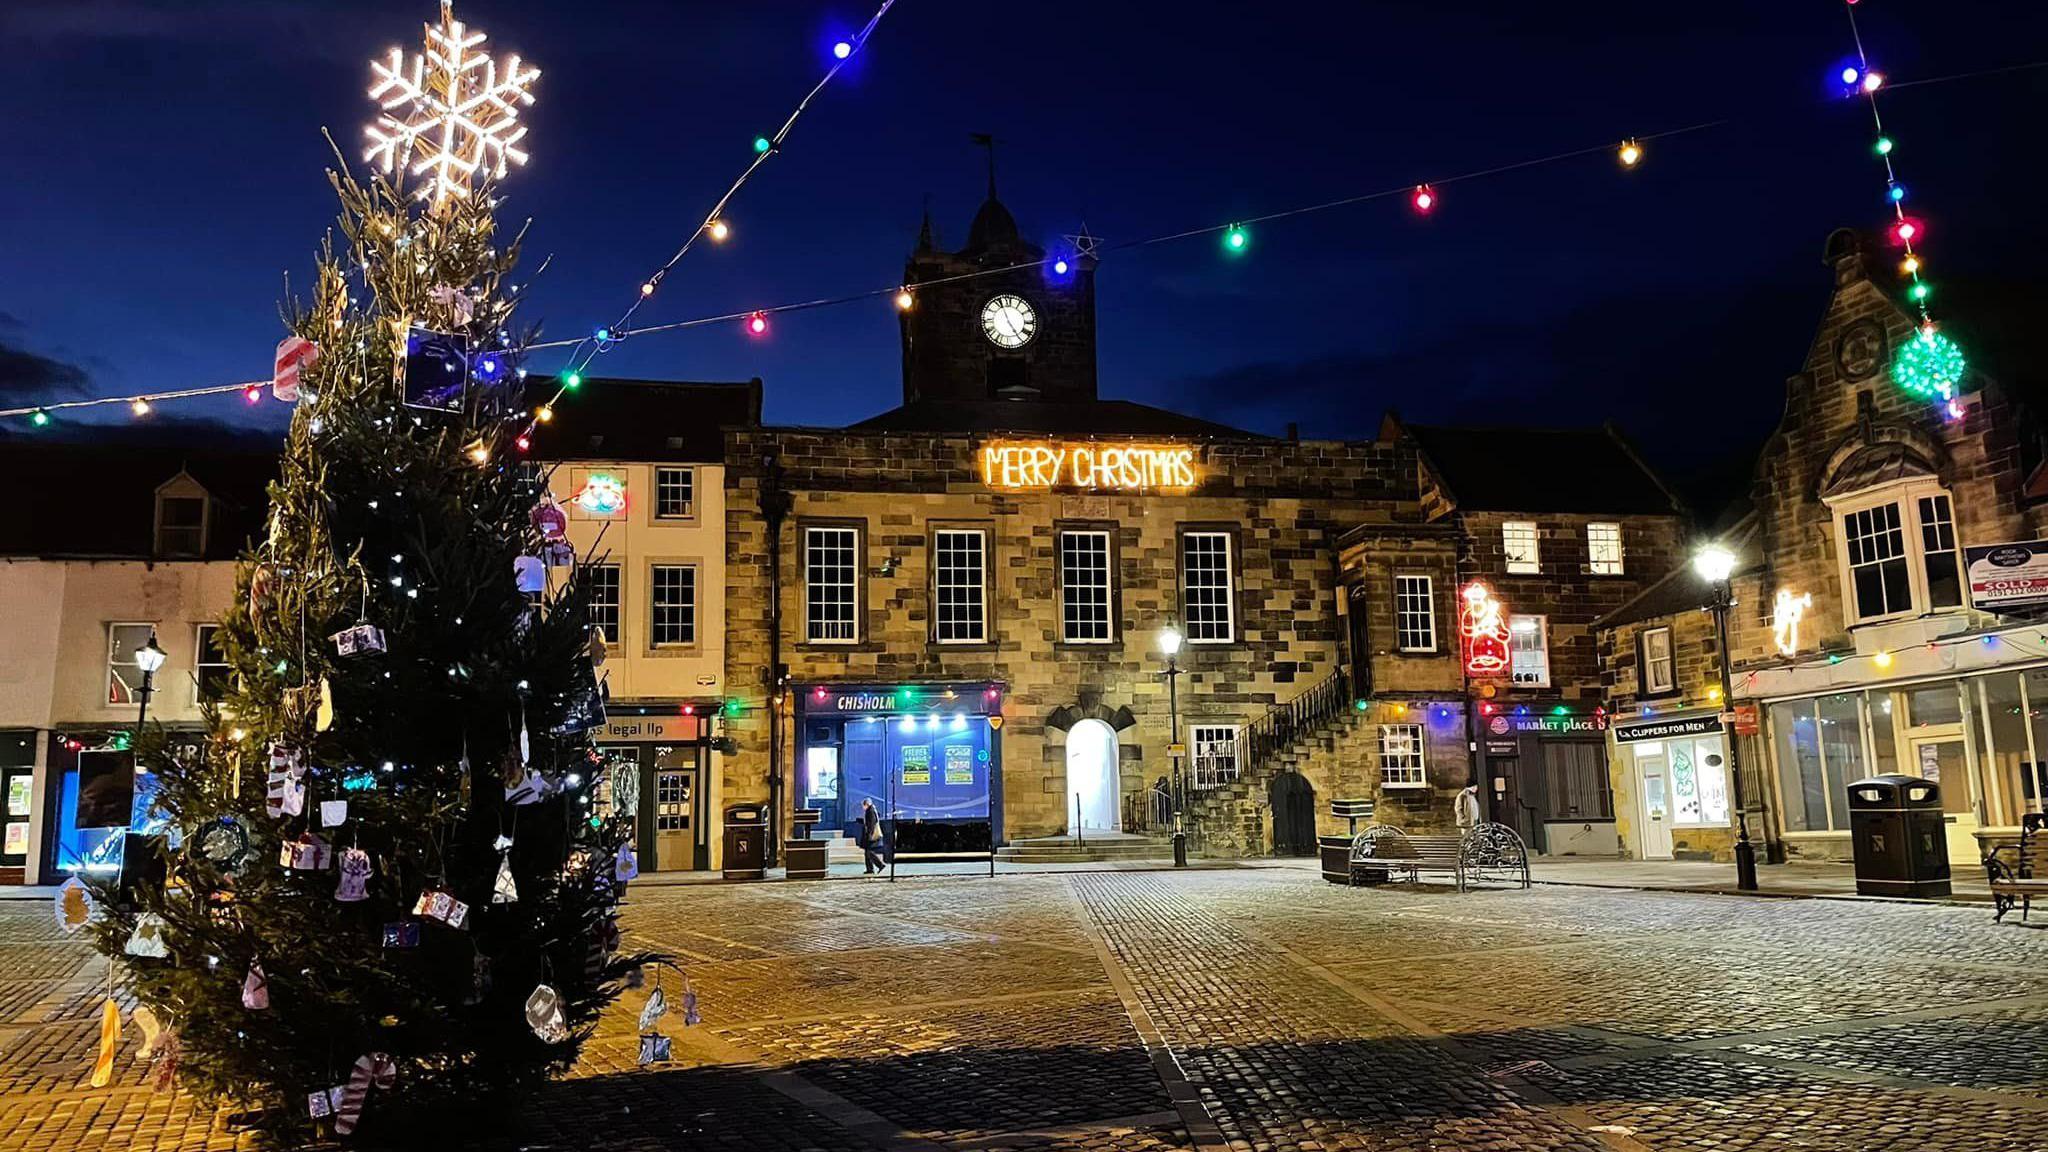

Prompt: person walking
[{"left": 859, "top": 798, "right": 886, "bottom": 875}]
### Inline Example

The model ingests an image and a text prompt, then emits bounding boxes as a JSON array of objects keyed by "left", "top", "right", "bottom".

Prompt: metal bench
[
  {"left": 1347, "top": 822, "right": 1531, "bottom": 893},
  {"left": 1985, "top": 812, "right": 2048, "bottom": 922}
]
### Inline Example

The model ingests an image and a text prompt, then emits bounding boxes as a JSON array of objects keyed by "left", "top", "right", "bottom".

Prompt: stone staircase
[
  {"left": 995, "top": 832, "right": 1174, "bottom": 865},
  {"left": 1185, "top": 670, "right": 1362, "bottom": 857}
]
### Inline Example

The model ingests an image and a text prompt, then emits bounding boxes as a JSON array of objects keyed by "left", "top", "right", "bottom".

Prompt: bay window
[{"left": 1830, "top": 482, "right": 1965, "bottom": 624}]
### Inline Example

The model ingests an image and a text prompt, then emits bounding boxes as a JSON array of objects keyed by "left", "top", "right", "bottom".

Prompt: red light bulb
[
  {"left": 746, "top": 312, "right": 768, "bottom": 336},
  {"left": 1893, "top": 219, "right": 1919, "bottom": 244},
  {"left": 243, "top": 385, "right": 263, "bottom": 404},
  {"left": 1411, "top": 184, "right": 1436, "bottom": 213},
  {"left": 515, "top": 434, "right": 531, "bottom": 452}
]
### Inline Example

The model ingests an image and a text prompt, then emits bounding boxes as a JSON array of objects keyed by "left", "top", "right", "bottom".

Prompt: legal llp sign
[{"left": 1966, "top": 541, "right": 2048, "bottom": 610}]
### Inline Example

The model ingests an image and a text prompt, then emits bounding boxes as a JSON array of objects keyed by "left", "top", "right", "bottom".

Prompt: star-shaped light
[
  {"left": 1062, "top": 223, "right": 1102, "bottom": 261},
  {"left": 364, "top": 1, "right": 539, "bottom": 206}
]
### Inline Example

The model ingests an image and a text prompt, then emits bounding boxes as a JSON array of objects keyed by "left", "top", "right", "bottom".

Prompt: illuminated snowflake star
[{"left": 363, "top": 1, "right": 540, "bottom": 205}]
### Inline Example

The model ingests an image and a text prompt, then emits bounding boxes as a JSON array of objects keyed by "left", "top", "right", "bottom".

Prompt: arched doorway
[
  {"left": 1269, "top": 770, "right": 1316, "bottom": 856},
  {"left": 1065, "top": 719, "right": 1122, "bottom": 832}
]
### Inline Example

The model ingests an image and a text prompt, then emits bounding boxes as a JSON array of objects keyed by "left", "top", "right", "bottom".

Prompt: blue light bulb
[
  {"left": 1889, "top": 185, "right": 1906, "bottom": 203},
  {"left": 833, "top": 40, "right": 853, "bottom": 59}
]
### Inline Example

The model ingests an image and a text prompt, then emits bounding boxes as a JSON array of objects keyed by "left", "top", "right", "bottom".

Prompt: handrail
[{"left": 1230, "top": 668, "right": 1354, "bottom": 787}]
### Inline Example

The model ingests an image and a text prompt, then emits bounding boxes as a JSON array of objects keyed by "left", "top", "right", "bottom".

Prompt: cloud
[{"left": 0, "top": 339, "right": 91, "bottom": 404}]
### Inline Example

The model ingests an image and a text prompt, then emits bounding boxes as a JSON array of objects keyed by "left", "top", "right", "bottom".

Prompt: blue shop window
[
  {"left": 56, "top": 748, "right": 136, "bottom": 874},
  {"left": 841, "top": 715, "right": 993, "bottom": 824}
]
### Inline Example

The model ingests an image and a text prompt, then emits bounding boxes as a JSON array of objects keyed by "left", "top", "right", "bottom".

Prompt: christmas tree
[{"left": 85, "top": 14, "right": 638, "bottom": 1137}]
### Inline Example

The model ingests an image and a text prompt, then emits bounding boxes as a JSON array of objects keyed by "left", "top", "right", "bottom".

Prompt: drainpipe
[{"left": 762, "top": 452, "right": 792, "bottom": 867}]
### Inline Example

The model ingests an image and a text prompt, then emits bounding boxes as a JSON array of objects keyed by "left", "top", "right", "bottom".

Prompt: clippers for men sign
[{"left": 1966, "top": 541, "right": 2048, "bottom": 610}]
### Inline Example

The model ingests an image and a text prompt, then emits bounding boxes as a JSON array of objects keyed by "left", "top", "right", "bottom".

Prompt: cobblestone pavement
[{"left": 4, "top": 869, "right": 2047, "bottom": 1150}]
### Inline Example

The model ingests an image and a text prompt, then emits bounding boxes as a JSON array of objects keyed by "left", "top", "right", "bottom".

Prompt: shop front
[
  {"left": 797, "top": 683, "right": 1004, "bottom": 842},
  {"left": 1, "top": 731, "right": 34, "bottom": 884},
  {"left": 591, "top": 706, "right": 716, "bottom": 872},
  {"left": 40, "top": 727, "right": 200, "bottom": 878},
  {"left": 1479, "top": 705, "right": 1614, "bottom": 855},
  {"left": 1608, "top": 712, "right": 1733, "bottom": 861}
]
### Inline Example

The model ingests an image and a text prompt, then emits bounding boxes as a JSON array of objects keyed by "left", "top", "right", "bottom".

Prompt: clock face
[{"left": 981, "top": 295, "right": 1037, "bottom": 349}]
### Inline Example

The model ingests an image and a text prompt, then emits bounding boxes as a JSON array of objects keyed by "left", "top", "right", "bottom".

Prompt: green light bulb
[
  {"left": 1910, "top": 282, "right": 1930, "bottom": 302},
  {"left": 1875, "top": 136, "right": 1894, "bottom": 155},
  {"left": 1223, "top": 226, "right": 1248, "bottom": 252},
  {"left": 562, "top": 370, "right": 582, "bottom": 391},
  {"left": 30, "top": 409, "right": 50, "bottom": 427},
  {"left": 752, "top": 135, "right": 772, "bottom": 154}
]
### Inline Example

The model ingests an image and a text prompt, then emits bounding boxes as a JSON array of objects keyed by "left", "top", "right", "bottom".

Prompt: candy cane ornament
[{"left": 332, "top": 1051, "right": 396, "bottom": 1136}]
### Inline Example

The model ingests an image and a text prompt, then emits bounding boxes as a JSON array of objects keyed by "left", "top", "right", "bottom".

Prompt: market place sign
[{"left": 979, "top": 441, "right": 1199, "bottom": 493}]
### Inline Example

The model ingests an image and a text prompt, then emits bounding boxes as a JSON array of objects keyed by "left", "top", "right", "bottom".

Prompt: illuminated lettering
[
  {"left": 1772, "top": 589, "right": 1812, "bottom": 657},
  {"left": 978, "top": 442, "right": 1202, "bottom": 493}
]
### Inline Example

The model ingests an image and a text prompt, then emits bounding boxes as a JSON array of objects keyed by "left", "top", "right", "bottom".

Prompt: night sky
[{"left": 5, "top": 1, "right": 2047, "bottom": 502}]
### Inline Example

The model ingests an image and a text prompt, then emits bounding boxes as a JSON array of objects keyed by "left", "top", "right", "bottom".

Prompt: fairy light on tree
[{"left": 363, "top": 1, "right": 540, "bottom": 206}]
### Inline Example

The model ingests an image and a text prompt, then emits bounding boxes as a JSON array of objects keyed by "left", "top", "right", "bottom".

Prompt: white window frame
[
  {"left": 1058, "top": 530, "right": 1115, "bottom": 644},
  {"left": 106, "top": 622, "right": 157, "bottom": 706},
  {"left": 1586, "top": 522, "right": 1624, "bottom": 576},
  {"left": 154, "top": 492, "right": 209, "bottom": 557},
  {"left": 1509, "top": 614, "right": 1550, "bottom": 688},
  {"left": 1379, "top": 723, "right": 1427, "bottom": 790},
  {"left": 1640, "top": 626, "right": 1676, "bottom": 695},
  {"left": 654, "top": 466, "right": 695, "bottom": 520},
  {"left": 1825, "top": 478, "right": 1962, "bottom": 627},
  {"left": 193, "top": 622, "right": 230, "bottom": 705},
  {"left": 649, "top": 563, "right": 697, "bottom": 647},
  {"left": 1190, "top": 724, "right": 1241, "bottom": 790},
  {"left": 805, "top": 525, "right": 861, "bottom": 644},
  {"left": 587, "top": 564, "right": 622, "bottom": 645},
  {"left": 1180, "top": 531, "right": 1236, "bottom": 644},
  {"left": 1393, "top": 573, "right": 1437, "bottom": 653},
  {"left": 1502, "top": 520, "right": 1540, "bottom": 574},
  {"left": 933, "top": 528, "right": 988, "bottom": 644}
]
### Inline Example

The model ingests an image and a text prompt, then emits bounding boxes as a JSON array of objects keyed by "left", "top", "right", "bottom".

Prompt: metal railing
[{"left": 1231, "top": 668, "right": 1354, "bottom": 787}]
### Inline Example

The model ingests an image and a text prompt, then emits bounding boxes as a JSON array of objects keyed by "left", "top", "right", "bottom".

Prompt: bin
[
  {"left": 722, "top": 804, "right": 768, "bottom": 880},
  {"left": 784, "top": 807, "right": 827, "bottom": 881},
  {"left": 1845, "top": 774, "right": 1951, "bottom": 898}
]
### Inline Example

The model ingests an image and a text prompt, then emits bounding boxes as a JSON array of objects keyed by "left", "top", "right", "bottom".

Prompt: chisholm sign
[{"left": 980, "top": 441, "right": 1199, "bottom": 492}]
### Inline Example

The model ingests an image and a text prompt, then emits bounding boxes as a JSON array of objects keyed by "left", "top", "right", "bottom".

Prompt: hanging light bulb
[
  {"left": 515, "top": 434, "right": 531, "bottom": 452},
  {"left": 243, "top": 384, "right": 263, "bottom": 404},
  {"left": 30, "top": 408, "right": 50, "bottom": 427},
  {"left": 752, "top": 135, "right": 772, "bottom": 154},
  {"left": 1875, "top": 135, "right": 1894, "bottom": 155},
  {"left": 1901, "top": 254, "right": 1921, "bottom": 275},
  {"left": 1893, "top": 219, "right": 1919, "bottom": 244},
  {"left": 746, "top": 312, "right": 768, "bottom": 336},
  {"left": 1052, "top": 257, "right": 1071, "bottom": 275},
  {"left": 1888, "top": 184, "right": 1906, "bottom": 204},
  {"left": 1861, "top": 70, "right": 1885, "bottom": 93},
  {"left": 1839, "top": 65, "right": 1861, "bottom": 86},
  {"left": 1617, "top": 139, "right": 1642, "bottom": 167},
  {"left": 561, "top": 370, "right": 582, "bottom": 391},
  {"left": 535, "top": 404, "right": 554, "bottom": 423},
  {"left": 640, "top": 281, "right": 656, "bottom": 296},
  {"left": 707, "top": 219, "right": 731, "bottom": 242},
  {"left": 833, "top": 40, "right": 853, "bottom": 60},
  {"left": 1411, "top": 184, "right": 1436, "bottom": 213},
  {"left": 131, "top": 397, "right": 152, "bottom": 417},
  {"left": 1910, "top": 282, "right": 1931, "bottom": 303},
  {"left": 894, "top": 289, "right": 914, "bottom": 311},
  {"left": 467, "top": 442, "right": 491, "bottom": 465},
  {"left": 1873, "top": 649, "right": 1894, "bottom": 668},
  {"left": 1222, "top": 224, "right": 1249, "bottom": 253}
]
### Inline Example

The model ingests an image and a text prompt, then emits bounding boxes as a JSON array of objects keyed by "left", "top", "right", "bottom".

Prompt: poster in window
[
  {"left": 900, "top": 745, "right": 931, "bottom": 785},
  {"left": 1918, "top": 742, "right": 1942, "bottom": 783},
  {"left": 74, "top": 749, "right": 135, "bottom": 829},
  {"left": 6, "top": 775, "right": 29, "bottom": 816},
  {"left": 944, "top": 743, "right": 974, "bottom": 785},
  {"left": 4, "top": 821, "right": 25, "bottom": 857}
]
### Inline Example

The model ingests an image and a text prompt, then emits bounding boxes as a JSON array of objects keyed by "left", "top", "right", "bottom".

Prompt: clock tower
[{"left": 899, "top": 176, "right": 1099, "bottom": 405}]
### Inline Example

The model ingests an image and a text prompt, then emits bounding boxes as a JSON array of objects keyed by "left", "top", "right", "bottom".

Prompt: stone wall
[{"left": 722, "top": 428, "right": 1420, "bottom": 841}]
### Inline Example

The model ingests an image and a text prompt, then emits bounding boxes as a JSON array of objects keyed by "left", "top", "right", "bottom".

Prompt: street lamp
[
  {"left": 132, "top": 630, "right": 167, "bottom": 732},
  {"left": 1692, "top": 544, "right": 1758, "bottom": 891},
  {"left": 1158, "top": 623, "right": 1187, "bottom": 867}
]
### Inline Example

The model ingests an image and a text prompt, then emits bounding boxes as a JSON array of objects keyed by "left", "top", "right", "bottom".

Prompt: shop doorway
[
  {"left": 596, "top": 743, "right": 710, "bottom": 871},
  {"left": 1269, "top": 770, "right": 1316, "bottom": 856},
  {"left": 1065, "top": 719, "right": 1121, "bottom": 832},
  {"left": 1906, "top": 733, "right": 1978, "bottom": 865},
  {"left": 1635, "top": 748, "right": 1675, "bottom": 860}
]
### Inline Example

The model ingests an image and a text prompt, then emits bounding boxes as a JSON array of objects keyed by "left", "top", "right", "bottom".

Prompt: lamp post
[
  {"left": 132, "top": 630, "right": 167, "bottom": 733},
  {"left": 1158, "top": 623, "right": 1186, "bottom": 867},
  {"left": 1692, "top": 544, "right": 1759, "bottom": 892}
]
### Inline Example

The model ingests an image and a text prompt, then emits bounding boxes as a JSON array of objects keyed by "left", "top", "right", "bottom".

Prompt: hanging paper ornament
[
  {"left": 308, "top": 1085, "right": 345, "bottom": 1120},
  {"left": 320, "top": 799, "right": 349, "bottom": 828},
  {"left": 492, "top": 854, "right": 519, "bottom": 904},
  {"left": 125, "top": 912, "right": 170, "bottom": 958},
  {"left": 530, "top": 496, "right": 568, "bottom": 541},
  {"left": 332, "top": 1052, "right": 397, "bottom": 1137},
  {"left": 614, "top": 842, "right": 640, "bottom": 883},
  {"left": 335, "top": 848, "right": 373, "bottom": 902},
  {"left": 525, "top": 984, "right": 569, "bottom": 1043},
  {"left": 280, "top": 833, "right": 333, "bottom": 871},
  {"left": 265, "top": 745, "right": 305, "bottom": 819},
  {"left": 637, "top": 985, "right": 667, "bottom": 1031},
  {"left": 681, "top": 986, "right": 700, "bottom": 1026},
  {"left": 193, "top": 816, "right": 254, "bottom": 876},
  {"left": 133, "top": 1005, "right": 165, "bottom": 1063},
  {"left": 1891, "top": 326, "right": 1967, "bottom": 401},
  {"left": 242, "top": 961, "right": 270, "bottom": 1010},
  {"left": 331, "top": 623, "right": 387, "bottom": 656},
  {"left": 637, "top": 1033, "right": 672, "bottom": 1066},
  {"left": 428, "top": 284, "right": 476, "bottom": 326},
  {"left": 316, "top": 677, "right": 336, "bottom": 733},
  {"left": 381, "top": 921, "right": 421, "bottom": 949},
  {"left": 543, "top": 539, "right": 574, "bottom": 568},
  {"left": 412, "top": 888, "right": 470, "bottom": 929},
  {"left": 513, "top": 555, "right": 545, "bottom": 593},
  {"left": 505, "top": 768, "right": 548, "bottom": 806},
  {"left": 273, "top": 334, "right": 320, "bottom": 402},
  {"left": 54, "top": 876, "right": 95, "bottom": 934},
  {"left": 89, "top": 997, "right": 121, "bottom": 1088},
  {"left": 249, "top": 565, "right": 276, "bottom": 619}
]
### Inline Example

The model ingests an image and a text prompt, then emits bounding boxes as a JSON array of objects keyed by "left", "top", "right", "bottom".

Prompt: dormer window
[
  {"left": 1831, "top": 482, "right": 1962, "bottom": 624},
  {"left": 153, "top": 475, "right": 210, "bottom": 558}
]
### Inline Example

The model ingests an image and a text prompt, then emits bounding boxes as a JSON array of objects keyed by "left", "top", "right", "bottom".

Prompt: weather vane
[{"left": 363, "top": 1, "right": 540, "bottom": 206}]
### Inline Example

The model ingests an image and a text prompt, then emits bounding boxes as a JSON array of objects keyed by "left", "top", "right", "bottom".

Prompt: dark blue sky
[{"left": 5, "top": 1, "right": 2047, "bottom": 494}]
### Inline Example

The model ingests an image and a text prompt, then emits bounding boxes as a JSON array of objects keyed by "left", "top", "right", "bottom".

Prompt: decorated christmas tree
[{"left": 85, "top": 6, "right": 641, "bottom": 1141}]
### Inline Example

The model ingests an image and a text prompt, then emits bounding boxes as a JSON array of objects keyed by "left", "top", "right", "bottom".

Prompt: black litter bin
[
  {"left": 722, "top": 804, "right": 768, "bottom": 880},
  {"left": 1846, "top": 774, "right": 1951, "bottom": 898}
]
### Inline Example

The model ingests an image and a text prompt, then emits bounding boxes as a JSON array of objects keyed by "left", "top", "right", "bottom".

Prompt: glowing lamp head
[
  {"left": 1411, "top": 184, "right": 1436, "bottom": 212},
  {"left": 1910, "top": 282, "right": 1930, "bottom": 303},
  {"left": 746, "top": 312, "right": 768, "bottom": 336},
  {"left": 1901, "top": 254, "right": 1921, "bottom": 275},
  {"left": 1617, "top": 139, "right": 1642, "bottom": 167},
  {"left": 894, "top": 289, "right": 915, "bottom": 311},
  {"left": 133, "top": 631, "right": 168, "bottom": 675},
  {"left": 1873, "top": 650, "right": 1894, "bottom": 668},
  {"left": 640, "top": 281, "right": 655, "bottom": 296},
  {"left": 1223, "top": 225, "right": 1248, "bottom": 252},
  {"left": 1888, "top": 184, "right": 1905, "bottom": 203},
  {"left": 707, "top": 218, "right": 730, "bottom": 242},
  {"left": 1053, "top": 257, "right": 1070, "bottom": 275},
  {"left": 833, "top": 40, "right": 853, "bottom": 59},
  {"left": 1158, "top": 624, "right": 1184, "bottom": 657},
  {"left": 1693, "top": 543, "right": 1737, "bottom": 584}
]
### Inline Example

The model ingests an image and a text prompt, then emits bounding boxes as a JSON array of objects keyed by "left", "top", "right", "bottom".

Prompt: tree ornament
[
  {"left": 614, "top": 842, "right": 639, "bottom": 882},
  {"left": 308, "top": 1085, "right": 346, "bottom": 1120},
  {"left": 492, "top": 853, "right": 519, "bottom": 904},
  {"left": 682, "top": 986, "right": 700, "bottom": 1026},
  {"left": 132, "top": 1005, "right": 165, "bottom": 1062},
  {"left": 332, "top": 623, "right": 386, "bottom": 656},
  {"left": 191, "top": 816, "right": 253, "bottom": 876},
  {"left": 336, "top": 848, "right": 373, "bottom": 902},
  {"left": 637, "top": 985, "right": 666, "bottom": 1031},
  {"left": 320, "top": 799, "right": 349, "bottom": 828},
  {"left": 54, "top": 876, "right": 95, "bottom": 934},
  {"left": 513, "top": 555, "right": 545, "bottom": 593},
  {"left": 89, "top": 997, "right": 121, "bottom": 1088},
  {"left": 428, "top": 284, "right": 475, "bottom": 326},
  {"left": 530, "top": 496, "right": 567, "bottom": 541},
  {"left": 543, "top": 539, "right": 574, "bottom": 568},
  {"left": 413, "top": 888, "right": 470, "bottom": 929},
  {"left": 505, "top": 768, "right": 547, "bottom": 806},
  {"left": 316, "top": 677, "right": 337, "bottom": 733},
  {"left": 265, "top": 744, "right": 305, "bottom": 819},
  {"left": 525, "top": 984, "right": 568, "bottom": 1043},
  {"left": 125, "top": 912, "right": 170, "bottom": 958},
  {"left": 1891, "top": 326, "right": 1966, "bottom": 401},
  {"left": 242, "top": 962, "right": 270, "bottom": 1010},
  {"left": 249, "top": 565, "right": 276, "bottom": 619},
  {"left": 332, "top": 1052, "right": 397, "bottom": 1136},
  {"left": 281, "top": 833, "right": 333, "bottom": 871},
  {"left": 637, "top": 1033, "right": 672, "bottom": 1065},
  {"left": 381, "top": 921, "right": 421, "bottom": 949},
  {"left": 363, "top": 3, "right": 540, "bottom": 206},
  {"left": 273, "top": 335, "right": 320, "bottom": 402}
]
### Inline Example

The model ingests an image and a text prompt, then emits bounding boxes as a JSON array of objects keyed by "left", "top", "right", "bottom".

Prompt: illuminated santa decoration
[{"left": 1460, "top": 581, "right": 1510, "bottom": 676}]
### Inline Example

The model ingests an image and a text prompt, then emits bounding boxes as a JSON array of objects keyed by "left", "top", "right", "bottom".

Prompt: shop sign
[
  {"left": 1485, "top": 712, "right": 1607, "bottom": 737},
  {"left": 600, "top": 716, "right": 692, "bottom": 742},
  {"left": 1966, "top": 541, "right": 2048, "bottom": 610},
  {"left": 833, "top": 691, "right": 901, "bottom": 713},
  {"left": 1612, "top": 714, "right": 1722, "bottom": 744},
  {"left": 1733, "top": 704, "right": 1759, "bottom": 736},
  {"left": 980, "top": 441, "right": 1199, "bottom": 492}
]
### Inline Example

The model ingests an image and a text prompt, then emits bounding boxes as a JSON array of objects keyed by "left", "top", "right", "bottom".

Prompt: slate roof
[
  {"left": 1404, "top": 423, "right": 1685, "bottom": 516},
  {"left": 1596, "top": 513, "right": 1760, "bottom": 629},
  {"left": 849, "top": 397, "right": 1263, "bottom": 439},
  {"left": 0, "top": 443, "right": 276, "bottom": 560},
  {"left": 526, "top": 378, "right": 762, "bottom": 463},
  {"left": 1819, "top": 441, "right": 1938, "bottom": 500}
]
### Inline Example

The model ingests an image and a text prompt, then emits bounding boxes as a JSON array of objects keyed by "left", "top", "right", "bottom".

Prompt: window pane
[
  {"left": 1772, "top": 700, "right": 1825, "bottom": 832},
  {"left": 1868, "top": 691, "right": 1900, "bottom": 774},
  {"left": 2022, "top": 670, "right": 2048, "bottom": 816},
  {"left": 651, "top": 565, "right": 696, "bottom": 646},
  {"left": 1844, "top": 504, "right": 1912, "bottom": 619},
  {"left": 655, "top": 468, "right": 694, "bottom": 518},
  {"left": 1644, "top": 628, "right": 1674, "bottom": 692},
  {"left": 1919, "top": 495, "right": 1961, "bottom": 608},
  {"left": 1509, "top": 615, "right": 1548, "bottom": 687},
  {"left": 587, "top": 565, "right": 621, "bottom": 644},
  {"left": 1905, "top": 683, "right": 1962, "bottom": 728},
  {"left": 934, "top": 530, "right": 986, "bottom": 643},
  {"left": 195, "top": 624, "right": 230, "bottom": 702},
  {"left": 1059, "top": 532, "right": 1113, "bottom": 643},
  {"left": 1587, "top": 522, "right": 1624, "bottom": 575},
  {"left": 1192, "top": 725, "right": 1240, "bottom": 789},
  {"left": 1181, "top": 533, "right": 1234, "bottom": 642},
  {"left": 1818, "top": 692, "right": 1865, "bottom": 831},
  {"left": 1379, "top": 724, "right": 1426, "bottom": 788},
  {"left": 107, "top": 623, "right": 155, "bottom": 705},
  {"left": 1503, "top": 521, "right": 1539, "bottom": 573},
  {"left": 806, "top": 527, "right": 859, "bottom": 642},
  {"left": 1394, "top": 575, "right": 1435, "bottom": 651}
]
